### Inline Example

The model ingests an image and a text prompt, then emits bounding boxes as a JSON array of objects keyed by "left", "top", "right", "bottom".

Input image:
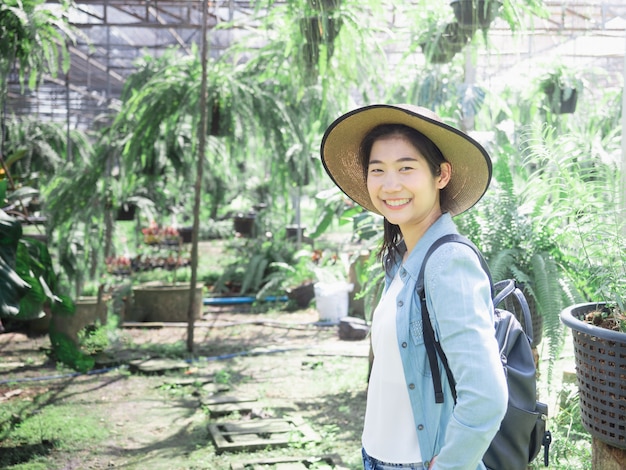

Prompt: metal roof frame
[{"left": 5, "top": 0, "right": 625, "bottom": 129}]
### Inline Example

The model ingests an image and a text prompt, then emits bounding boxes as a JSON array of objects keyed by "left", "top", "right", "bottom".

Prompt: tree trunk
[
  {"left": 187, "top": 0, "right": 209, "bottom": 353},
  {"left": 592, "top": 438, "right": 626, "bottom": 470}
]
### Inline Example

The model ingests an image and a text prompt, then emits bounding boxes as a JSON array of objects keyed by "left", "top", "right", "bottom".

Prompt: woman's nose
[{"left": 381, "top": 172, "right": 401, "bottom": 191}]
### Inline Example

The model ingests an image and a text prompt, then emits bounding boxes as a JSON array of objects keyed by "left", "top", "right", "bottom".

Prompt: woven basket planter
[{"left": 560, "top": 302, "right": 626, "bottom": 449}]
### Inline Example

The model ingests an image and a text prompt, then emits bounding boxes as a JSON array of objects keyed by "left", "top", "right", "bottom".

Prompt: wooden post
[
  {"left": 619, "top": 28, "right": 626, "bottom": 235},
  {"left": 592, "top": 438, "right": 626, "bottom": 470},
  {"left": 622, "top": 26, "right": 626, "bottom": 234}
]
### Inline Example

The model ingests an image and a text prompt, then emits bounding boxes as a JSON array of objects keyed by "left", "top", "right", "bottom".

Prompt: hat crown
[{"left": 395, "top": 104, "right": 443, "bottom": 123}]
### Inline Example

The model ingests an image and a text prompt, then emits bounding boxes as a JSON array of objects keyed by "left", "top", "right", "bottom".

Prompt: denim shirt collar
[{"left": 387, "top": 212, "right": 459, "bottom": 283}]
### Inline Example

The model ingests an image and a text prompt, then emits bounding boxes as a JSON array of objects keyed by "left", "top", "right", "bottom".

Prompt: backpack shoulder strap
[
  {"left": 416, "top": 234, "right": 492, "bottom": 294},
  {"left": 493, "top": 279, "right": 535, "bottom": 346},
  {"left": 417, "top": 234, "right": 491, "bottom": 404}
]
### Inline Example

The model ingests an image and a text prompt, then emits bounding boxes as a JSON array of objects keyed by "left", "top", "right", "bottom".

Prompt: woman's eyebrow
[{"left": 369, "top": 156, "right": 420, "bottom": 165}]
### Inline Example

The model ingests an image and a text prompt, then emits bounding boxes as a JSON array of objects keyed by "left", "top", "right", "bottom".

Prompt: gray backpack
[{"left": 417, "top": 234, "right": 551, "bottom": 469}]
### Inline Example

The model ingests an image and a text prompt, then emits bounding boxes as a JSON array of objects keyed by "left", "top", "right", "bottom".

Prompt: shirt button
[
  {"left": 401, "top": 342, "right": 407, "bottom": 348},
  {"left": 417, "top": 424, "right": 424, "bottom": 431},
  {"left": 409, "top": 383, "right": 415, "bottom": 390},
  {"left": 398, "top": 301, "right": 403, "bottom": 307}
]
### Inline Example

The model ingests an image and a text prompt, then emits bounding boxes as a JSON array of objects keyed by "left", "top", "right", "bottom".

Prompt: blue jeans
[{"left": 362, "top": 448, "right": 425, "bottom": 470}]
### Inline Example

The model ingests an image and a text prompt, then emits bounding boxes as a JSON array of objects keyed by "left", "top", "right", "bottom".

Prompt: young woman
[{"left": 320, "top": 104, "right": 508, "bottom": 470}]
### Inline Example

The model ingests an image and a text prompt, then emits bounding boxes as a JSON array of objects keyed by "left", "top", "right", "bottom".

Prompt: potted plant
[
  {"left": 261, "top": 250, "right": 319, "bottom": 308},
  {"left": 538, "top": 64, "right": 584, "bottom": 114},
  {"left": 560, "top": 299, "right": 626, "bottom": 460},
  {"left": 116, "top": 202, "right": 136, "bottom": 221},
  {"left": 419, "top": 20, "right": 468, "bottom": 64},
  {"left": 517, "top": 101, "right": 626, "bottom": 462},
  {"left": 233, "top": 212, "right": 257, "bottom": 238},
  {"left": 449, "top": 0, "right": 502, "bottom": 31},
  {"left": 450, "top": 0, "right": 548, "bottom": 33},
  {"left": 209, "top": 235, "right": 300, "bottom": 299},
  {"left": 558, "top": 201, "right": 626, "bottom": 457},
  {"left": 298, "top": 0, "right": 344, "bottom": 80},
  {"left": 560, "top": 302, "right": 626, "bottom": 450}
]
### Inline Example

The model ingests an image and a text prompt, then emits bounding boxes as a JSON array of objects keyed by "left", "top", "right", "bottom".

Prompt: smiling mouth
[{"left": 385, "top": 198, "right": 410, "bottom": 207}]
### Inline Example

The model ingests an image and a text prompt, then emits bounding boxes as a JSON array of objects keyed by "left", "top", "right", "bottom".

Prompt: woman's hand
[{"left": 428, "top": 456, "right": 437, "bottom": 469}]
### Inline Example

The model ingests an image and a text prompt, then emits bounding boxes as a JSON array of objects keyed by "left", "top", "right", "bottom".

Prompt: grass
[
  {"left": 0, "top": 391, "right": 109, "bottom": 469},
  {"left": 539, "top": 384, "right": 592, "bottom": 470}
]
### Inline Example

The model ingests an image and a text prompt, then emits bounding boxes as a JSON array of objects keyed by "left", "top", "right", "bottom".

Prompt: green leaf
[
  {"left": 0, "top": 211, "right": 31, "bottom": 318},
  {"left": 0, "top": 254, "right": 31, "bottom": 317},
  {"left": 0, "top": 179, "right": 6, "bottom": 203},
  {"left": 48, "top": 330, "right": 95, "bottom": 372}
]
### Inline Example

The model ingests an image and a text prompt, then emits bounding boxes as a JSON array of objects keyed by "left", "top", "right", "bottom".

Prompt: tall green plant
[
  {"left": 522, "top": 107, "right": 624, "bottom": 313},
  {"left": 457, "top": 149, "right": 575, "bottom": 375},
  {"left": 113, "top": 46, "right": 276, "bottom": 213},
  {"left": 0, "top": 0, "right": 83, "bottom": 215},
  {"left": 0, "top": 0, "right": 76, "bottom": 107},
  {"left": 0, "top": 0, "right": 79, "bottom": 193},
  {"left": 0, "top": 181, "right": 94, "bottom": 372},
  {"left": 2, "top": 116, "right": 92, "bottom": 216}
]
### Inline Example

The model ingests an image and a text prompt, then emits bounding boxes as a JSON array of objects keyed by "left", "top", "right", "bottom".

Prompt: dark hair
[{"left": 359, "top": 124, "right": 449, "bottom": 264}]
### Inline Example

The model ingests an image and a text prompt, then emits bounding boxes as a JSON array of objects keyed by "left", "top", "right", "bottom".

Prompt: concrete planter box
[
  {"left": 51, "top": 296, "right": 109, "bottom": 344},
  {"left": 131, "top": 282, "right": 203, "bottom": 322}
]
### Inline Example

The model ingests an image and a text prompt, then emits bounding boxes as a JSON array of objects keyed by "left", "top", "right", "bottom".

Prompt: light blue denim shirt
[{"left": 384, "top": 213, "right": 508, "bottom": 470}]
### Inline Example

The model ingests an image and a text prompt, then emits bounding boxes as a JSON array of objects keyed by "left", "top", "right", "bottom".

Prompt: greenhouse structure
[{"left": 1, "top": 1, "right": 626, "bottom": 468}]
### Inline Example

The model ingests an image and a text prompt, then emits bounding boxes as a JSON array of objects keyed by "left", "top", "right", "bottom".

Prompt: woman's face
[{"left": 366, "top": 136, "right": 450, "bottom": 236}]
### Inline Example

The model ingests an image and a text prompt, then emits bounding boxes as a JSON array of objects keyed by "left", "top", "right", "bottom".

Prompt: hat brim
[{"left": 320, "top": 104, "right": 492, "bottom": 217}]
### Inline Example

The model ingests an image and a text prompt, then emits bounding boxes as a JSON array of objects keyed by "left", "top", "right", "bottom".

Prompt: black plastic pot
[
  {"left": 287, "top": 282, "right": 315, "bottom": 308},
  {"left": 544, "top": 85, "right": 578, "bottom": 114},
  {"left": 420, "top": 36, "right": 461, "bottom": 64},
  {"left": 116, "top": 203, "right": 136, "bottom": 221},
  {"left": 233, "top": 213, "right": 256, "bottom": 237},
  {"left": 286, "top": 225, "right": 306, "bottom": 240},
  {"left": 560, "top": 302, "right": 626, "bottom": 449},
  {"left": 179, "top": 226, "right": 193, "bottom": 244},
  {"left": 450, "top": 0, "right": 501, "bottom": 30}
]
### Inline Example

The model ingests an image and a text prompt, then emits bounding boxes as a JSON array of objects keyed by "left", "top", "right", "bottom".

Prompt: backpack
[{"left": 417, "top": 234, "right": 551, "bottom": 470}]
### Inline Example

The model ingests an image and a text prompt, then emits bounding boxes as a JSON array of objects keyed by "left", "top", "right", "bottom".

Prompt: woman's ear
[{"left": 437, "top": 162, "right": 452, "bottom": 189}]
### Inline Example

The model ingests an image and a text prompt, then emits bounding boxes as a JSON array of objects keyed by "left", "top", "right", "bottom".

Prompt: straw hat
[{"left": 320, "top": 104, "right": 492, "bottom": 217}]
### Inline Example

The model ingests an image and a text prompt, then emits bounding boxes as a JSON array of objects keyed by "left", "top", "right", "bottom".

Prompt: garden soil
[{"left": 0, "top": 306, "right": 371, "bottom": 470}]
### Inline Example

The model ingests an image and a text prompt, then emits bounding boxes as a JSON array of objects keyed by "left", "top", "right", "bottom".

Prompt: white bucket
[{"left": 314, "top": 281, "right": 354, "bottom": 323}]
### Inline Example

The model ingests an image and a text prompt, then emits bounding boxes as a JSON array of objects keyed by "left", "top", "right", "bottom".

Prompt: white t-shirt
[{"left": 362, "top": 271, "right": 422, "bottom": 463}]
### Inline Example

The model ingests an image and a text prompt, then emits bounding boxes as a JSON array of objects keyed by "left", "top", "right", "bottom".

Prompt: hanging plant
[
  {"left": 297, "top": 0, "right": 344, "bottom": 80},
  {"left": 419, "top": 21, "right": 469, "bottom": 64},
  {"left": 449, "top": 0, "right": 502, "bottom": 31},
  {"left": 538, "top": 65, "right": 583, "bottom": 114}
]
